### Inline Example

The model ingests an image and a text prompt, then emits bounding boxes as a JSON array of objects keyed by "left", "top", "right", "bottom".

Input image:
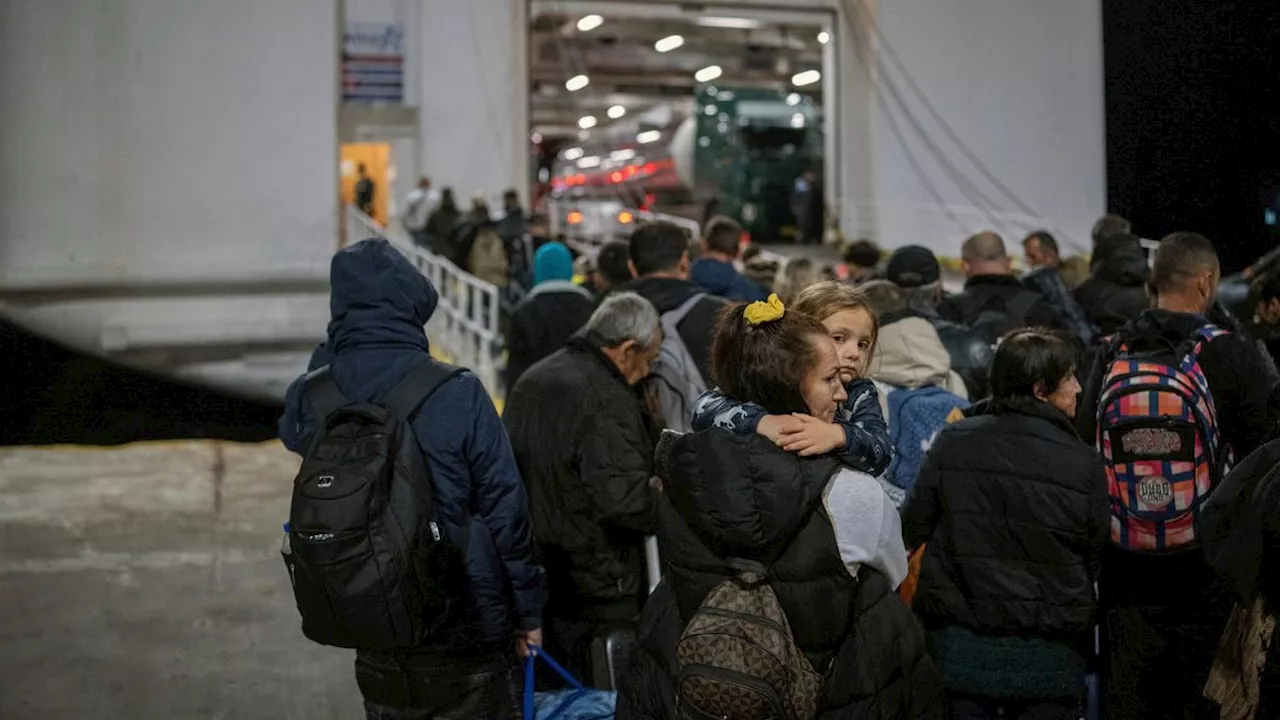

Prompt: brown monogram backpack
[{"left": 675, "top": 558, "right": 825, "bottom": 720}]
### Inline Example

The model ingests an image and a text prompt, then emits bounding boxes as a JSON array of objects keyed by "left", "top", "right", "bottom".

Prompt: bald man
[
  {"left": 1076, "top": 232, "right": 1278, "bottom": 720},
  {"left": 937, "top": 231, "right": 1063, "bottom": 345}
]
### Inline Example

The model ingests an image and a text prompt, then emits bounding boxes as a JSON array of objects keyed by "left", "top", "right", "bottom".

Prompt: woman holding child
[{"left": 616, "top": 287, "right": 943, "bottom": 720}]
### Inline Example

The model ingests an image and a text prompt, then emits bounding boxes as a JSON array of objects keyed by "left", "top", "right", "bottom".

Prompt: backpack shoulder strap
[
  {"left": 664, "top": 292, "right": 708, "bottom": 324},
  {"left": 1178, "top": 323, "right": 1227, "bottom": 374},
  {"left": 303, "top": 366, "right": 348, "bottom": 421},
  {"left": 383, "top": 360, "right": 466, "bottom": 423},
  {"left": 1006, "top": 291, "right": 1042, "bottom": 326}
]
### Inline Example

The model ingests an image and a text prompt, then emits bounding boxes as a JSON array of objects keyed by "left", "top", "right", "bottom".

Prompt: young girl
[{"left": 692, "top": 281, "right": 892, "bottom": 475}]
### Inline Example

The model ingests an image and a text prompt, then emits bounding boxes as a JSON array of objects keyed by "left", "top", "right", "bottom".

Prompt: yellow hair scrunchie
[{"left": 743, "top": 293, "right": 786, "bottom": 325}]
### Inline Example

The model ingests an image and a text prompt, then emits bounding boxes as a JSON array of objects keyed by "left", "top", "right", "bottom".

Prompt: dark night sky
[{"left": 1104, "top": 0, "right": 1280, "bottom": 272}]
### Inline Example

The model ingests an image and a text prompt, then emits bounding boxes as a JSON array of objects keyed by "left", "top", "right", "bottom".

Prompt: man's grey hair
[
  {"left": 901, "top": 282, "right": 942, "bottom": 313},
  {"left": 584, "top": 291, "right": 662, "bottom": 349}
]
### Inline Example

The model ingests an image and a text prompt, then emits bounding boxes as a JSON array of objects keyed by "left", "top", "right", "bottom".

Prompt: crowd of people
[{"left": 278, "top": 207, "right": 1280, "bottom": 720}]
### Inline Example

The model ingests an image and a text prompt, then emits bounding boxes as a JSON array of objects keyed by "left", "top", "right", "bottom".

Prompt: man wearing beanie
[
  {"left": 506, "top": 241, "right": 593, "bottom": 389},
  {"left": 885, "top": 245, "right": 994, "bottom": 399}
]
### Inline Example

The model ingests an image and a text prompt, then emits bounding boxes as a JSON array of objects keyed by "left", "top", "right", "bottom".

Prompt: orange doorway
[{"left": 340, "top": 143, "right": 390, "bottom": 227}]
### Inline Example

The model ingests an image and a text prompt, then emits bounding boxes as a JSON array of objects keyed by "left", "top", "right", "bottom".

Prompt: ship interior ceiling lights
[
  {"left": 578, "top": 116, "right": 598, "bottom": 129},
  {"left": 655, "top": 34, "right": 684, "bottom": 53},
  {"left": 694, "top": 65, "right": 723, "bottom": 83},
  {"left": 607, "top": 105, "right": 626, "bottom": 119},
  {"left": 565, "top": 74, "right": 589, "bottom": 92},
  {"left": 696, "top": 16, "right": 762, "bottom": 30},
  {"left": 577, "top": 14, "right": 603, "bottom": 32},
  {"left": 818, "top": 31, "right": 830, "bottom": 44},
  {"left": 637, "top": 129, "right": 662, "bottom": 144},
  {"left": 791, "top": 69, "right": 821, "bottom": 86}
]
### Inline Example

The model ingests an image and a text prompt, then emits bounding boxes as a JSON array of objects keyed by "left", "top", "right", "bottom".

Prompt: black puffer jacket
[
  {"left": 1024, "top": 267, "right": 1095, "bottom": 344},
  {"left": 1075, "top": 242, "right": 1150, "bottom": 336},
  {"left": 617, "top": 430, "right": 944, "bottom": 720},
  {"left": 938, "top": 275, "right": 1064, "bottom": 342},
  {"left": 902, "top": 397, "right": 1110, "bottom": 641},
  {"left": 502, "top": 333, "right": 658, "bottom": 603},
  {"left": 505, "top": 281, "right": 594, "bottom": 389}
]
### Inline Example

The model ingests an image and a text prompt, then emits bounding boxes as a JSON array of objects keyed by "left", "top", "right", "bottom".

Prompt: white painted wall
[
  {"left": 866, "top": 0, "right": 1106, "bottom": 255},
  {"left": 0, "top": 0, "right": 340, "bottom": 289},
  {"left": 417, "top": 0, "right": 528, "bottom": 204}
]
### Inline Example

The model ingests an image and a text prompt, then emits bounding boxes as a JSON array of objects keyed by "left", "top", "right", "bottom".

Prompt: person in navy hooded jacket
[
  {"left": 690, "top": 216, "right": 767, "bottom": 303},
  {"left": 279, "top": 238, "right": 545, "bottom": 720}
]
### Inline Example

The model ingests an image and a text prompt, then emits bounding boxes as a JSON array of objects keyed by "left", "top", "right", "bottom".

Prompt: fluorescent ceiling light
[
  {"left": 565, "top": 74, "right": 590, "bottom": 92},
  {"left": 786, "top": 93, "right": 801, "bottom": 106},
  {"left": 697, "top": 16, "right": 763, "bottom": 30},
  {"left": 636, "top": 129, "right": 662, "bottom": 144},
  {"left": 817, "top": 31, "right": 830, "bottom": 45},
  {"left": 577, "top": 156, "right": 601, "bottom": 168},
  {"left": 791, "top": 69, "right": 821, "bottom": 87},
  {"left": 654, "top": 35, "right": 684, "bottom": 53},
  {"left": 577, "top": 14, "right": 603, "bottom": 32},
  {"left": 563, "top": 147, "right": 584, "bottom": 160},
  {"left": 694, "top": 65, "right": 723, "bottom": 83},
  {"left": 607, "top": 105, "right": 626, "bottom": 119},
  {"left": 790, "top": 113, "right": 806, "bottom": 128},
  {"left": 578, "top": 115, "right": 598, "bottom": 129},
  {"left": 610, "top": 148, "right": 636, "bottom": 161}
]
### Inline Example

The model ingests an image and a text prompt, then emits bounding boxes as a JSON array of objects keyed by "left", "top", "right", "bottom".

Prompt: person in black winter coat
[
  {"left": 1074, "top": 232, "right": 1150, "bottom": 337},
  {"left": 625, "top": 220, "right": 729, "bottom": 385},
  {"left": 503, "top": 292, "right": 663, "bottom": 685},
  {"left": 617, "top": 297, "right": 944, "bottom": 720},
  {"left": 1197, "top": 438, "right": 1280, "bottom": 715},
  {"left": 278, "top": 239, "right": 544, "bottom": 719},
  {"left": 1075, "top": 233, "right": 1280, "bottom": 720},
  {"left": 505, "top": 241, "right": 593, "bottom": 389},
  {"left": 902, "top": 328, "right": 1109, "bottom": 719},
  {"left": 938, "top": 232, "right": 1063, "bottom": 345},
  {"left": 1022, "top": 231, "right": 1096, "bottom": 345}
]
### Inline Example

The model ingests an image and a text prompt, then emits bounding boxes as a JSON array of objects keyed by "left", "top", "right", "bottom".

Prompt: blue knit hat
[{"left": 534, "top": 241, "right": 574, "bottom": 285}]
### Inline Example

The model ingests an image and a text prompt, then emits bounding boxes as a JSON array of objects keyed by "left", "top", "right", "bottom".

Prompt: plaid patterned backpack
[{"left": 1096, "top": 324, "right": 1230, "bottom": 551}]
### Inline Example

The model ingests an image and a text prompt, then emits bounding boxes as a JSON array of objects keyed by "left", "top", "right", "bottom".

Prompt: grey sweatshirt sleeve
[{"left": 821, "top": 467, "right": 909, "bottom": 588}]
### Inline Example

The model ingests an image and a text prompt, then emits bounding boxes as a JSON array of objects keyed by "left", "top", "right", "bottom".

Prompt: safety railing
[{"left": 345, "top": 205, "right": 503, "bottom": 394}]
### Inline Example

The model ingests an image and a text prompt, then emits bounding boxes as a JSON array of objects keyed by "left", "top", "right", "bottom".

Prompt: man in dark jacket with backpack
[
  {"left": 1077, "top": 232, "right": 1279, "bottom": 719},
  {"left": 624, "top": 221, "right": 728, "bottom": 429},
  {"left": 938, "top": 231, "right": 1062, "bottom": 345},
  {"left": 504, "top": 291, "right": 663, "bottom": 686},
  {"left": 279, "top": 238, "right": 545, "bottom": 719}
]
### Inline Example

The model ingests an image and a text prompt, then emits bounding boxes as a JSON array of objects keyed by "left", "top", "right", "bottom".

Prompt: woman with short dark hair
[{"left": 901, "top": 328, "right": 1110, "bottom": 719}]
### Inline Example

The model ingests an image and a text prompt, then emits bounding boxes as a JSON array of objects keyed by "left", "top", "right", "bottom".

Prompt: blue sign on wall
[{"left": 343, "top": 22, "right": 403, "bottom": 104}]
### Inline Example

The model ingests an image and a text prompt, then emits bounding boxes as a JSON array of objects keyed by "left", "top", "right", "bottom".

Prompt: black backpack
[{"left": 282, "top": 360, "right": 466, "bottom": 650}]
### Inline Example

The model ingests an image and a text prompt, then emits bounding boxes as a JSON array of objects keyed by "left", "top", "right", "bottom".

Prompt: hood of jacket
[
  {"left": 327, "top": 238, "right": 436, "bottom": 354},
  {"left": 871, "top": 315, "right": 954, "bottom": 389},
  {"left": 690, "top": 257, "right": 739, "bottom": 296},
  {"left": 655, "top": 429, "right": 839, "bottom": 558},
  {"left": 1094, "top": 243, "right": 1149, "bottom": 287},
  {"left": 1130, "top": 307, "right": 1214, "bottom": 345}
]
